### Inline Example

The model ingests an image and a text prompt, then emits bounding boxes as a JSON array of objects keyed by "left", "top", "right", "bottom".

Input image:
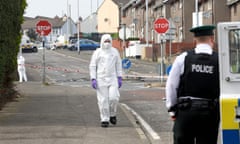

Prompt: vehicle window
[
  {"left": 84, "top": 40, "right": 90, "bottom": 44},
  {"left": 229, "top": 29, "right": 240, "bottom": 73},
  {"left": 80, "top": 41, "right": 84, "bottom": 44}
]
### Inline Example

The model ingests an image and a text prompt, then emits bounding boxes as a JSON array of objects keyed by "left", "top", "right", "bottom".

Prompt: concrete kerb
[
  {"left": 120, "top": 103, "right": 162, "bottom": 144},
  {"left": 119, "top": 103, "right": 150, "bottom": 144}
]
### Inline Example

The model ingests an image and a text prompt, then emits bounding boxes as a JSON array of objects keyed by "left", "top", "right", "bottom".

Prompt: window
[
  {"left": 229, "top": 29, "right": 240, "bottom": 73},
  {"left": 206, "top": 0, "right": 212, "bottom": 10},
  {"left": 233, "top": 4, "right": 237, "bottom": 16},
  {"left": 179, "top": 0, "right": 182, "bottom": 9}
]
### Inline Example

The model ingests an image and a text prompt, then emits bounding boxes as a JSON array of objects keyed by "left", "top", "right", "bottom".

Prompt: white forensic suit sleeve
[
  {"left": 115, "top": 49, "right": 122, "bottom": 77},
  {"left": 89, "top": 50, "right": 99, "bottom": 80}
]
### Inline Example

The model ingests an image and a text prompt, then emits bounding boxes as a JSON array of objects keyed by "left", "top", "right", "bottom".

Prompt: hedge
[{"left": 0, "top": 0, "right": 26, "bottom": 97}]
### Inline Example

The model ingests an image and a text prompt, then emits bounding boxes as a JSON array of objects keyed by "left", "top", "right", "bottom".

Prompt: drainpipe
[
  {"left": 146, "top": 0, "right": 149, "bottom": 46},
  {"left": 195, "top": 0, "right": 199, "bottom": 27}
]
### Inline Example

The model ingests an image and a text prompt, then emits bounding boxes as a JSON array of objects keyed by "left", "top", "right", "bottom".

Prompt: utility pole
[
  {"left": 77, "top": 0, "right": 80, "bottom": 54},
  {"left": 67, "top": 0, "right": 69, "bottom": 45},
  {"left": 91, "top": 0, "right": 93, "bottom": 14},
  {"left": 97, "top": 0, "right": 99, "bottom": 9}
]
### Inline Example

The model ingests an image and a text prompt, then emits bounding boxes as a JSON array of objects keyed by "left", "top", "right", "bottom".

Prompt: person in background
[
  {"left": 165, "top": 25, "right": 220, "bottom": 144},
  {"left": 89, "top": 34, "right": 123, "bottom": 128},
  {"left": 17, "top": 55, "right": 27, "bottom": 82}
]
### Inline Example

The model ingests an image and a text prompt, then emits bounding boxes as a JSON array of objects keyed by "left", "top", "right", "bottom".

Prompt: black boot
[
  {"left": 101, "top": 121, "right": 109, "bottom": 128},
  {"left": 110, "top": 116, "right": 117, "bottom": 125}
]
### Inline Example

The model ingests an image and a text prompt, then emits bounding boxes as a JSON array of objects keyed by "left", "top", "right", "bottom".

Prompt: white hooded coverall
[
  {"left": 89, "top": 34, "right": 122, "bottom": 122},
  {"left": 17, "top": 55, "right": 27, "bottom": 82}
]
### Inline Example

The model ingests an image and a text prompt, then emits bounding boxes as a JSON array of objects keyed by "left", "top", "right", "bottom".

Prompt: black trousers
[{"left": 173, "top": 107, "right": 220, "bottom": 144}]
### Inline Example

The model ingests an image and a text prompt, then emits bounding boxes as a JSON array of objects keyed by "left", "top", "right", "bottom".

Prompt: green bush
[
  {"left": 0, "top": 0, "right": 26, "bottom": 96},
  {"left": 111, "top": 33, "right": 118, "bottom": 39}
]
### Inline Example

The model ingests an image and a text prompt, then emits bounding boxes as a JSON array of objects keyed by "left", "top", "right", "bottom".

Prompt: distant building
[
  {"left": 21, "top": 15, "right": 77, "bottom": 43},
  {"left": 227, "top": 0, "right": 240, "bottom": 21},
  {"left": 97, "top": 0, "right": 129, "bottom": 34},
  {"left": 80, "top": 13, "right": 98, "bottom": 33}
]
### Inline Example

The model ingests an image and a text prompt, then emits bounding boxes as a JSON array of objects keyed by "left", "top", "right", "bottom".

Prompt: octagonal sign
[
  {"left": 154, "top": 18, "right": 169, "bottom": 34},
  {"left": 36, "top": 20, "right": 52, "bottom": 36}
]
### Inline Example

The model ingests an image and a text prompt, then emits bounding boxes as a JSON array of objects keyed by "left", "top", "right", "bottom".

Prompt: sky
[{"left": 24, "top": 0, "right": 104, "bottom": 22}]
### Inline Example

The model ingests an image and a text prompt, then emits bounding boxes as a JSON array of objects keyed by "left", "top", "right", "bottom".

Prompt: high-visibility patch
[
  {"left": 221, "top": 97, "right": 240, "bottom": 144},
  {"left": 222, "top": 130, "right": 240, "bottom": 144},
  {"left": 221, "top": 98, "right": 239, "bottom": 129}
]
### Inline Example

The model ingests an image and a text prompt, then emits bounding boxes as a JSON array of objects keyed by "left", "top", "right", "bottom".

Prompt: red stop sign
[
  {"left": 36, "top": 20, "right": 52, "bottom": 36},
  {"left": 154, "top": 18, "right": 169, "bottom": 34}
]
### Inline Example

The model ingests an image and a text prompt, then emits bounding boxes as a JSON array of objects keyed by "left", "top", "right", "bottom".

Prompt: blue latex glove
[
  {"left": 118, "top": 77, "right": 122, "bottom": 88},
  {"left": 91, "top": 79, "right": 97, "bottom": 89}
]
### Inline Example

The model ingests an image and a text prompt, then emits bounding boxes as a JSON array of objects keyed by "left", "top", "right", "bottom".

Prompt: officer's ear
[
  {"left": 210, "top": 36, "right": 215, "bottom": 43},
  {"left": 192, "top": 38, "right": 197, "bottom": 45},
  {"left": 207, "top": 36, "right": 215, "bottom": 48}
]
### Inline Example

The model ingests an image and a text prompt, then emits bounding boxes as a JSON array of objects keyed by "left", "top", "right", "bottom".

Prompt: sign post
[
  {"left": 36, "top": 20, "right": 52, "bottom": 84},
  {"left": 154, "top": 18, "right": 169, "bottom": 83},
  {"left": 165, "top": 18, "right": 176, "bottom": 62}
]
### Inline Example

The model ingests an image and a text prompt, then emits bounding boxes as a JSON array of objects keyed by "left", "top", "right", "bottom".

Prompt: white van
[{"left": 127, "top": 40, "right": 141, "bottom": 59}]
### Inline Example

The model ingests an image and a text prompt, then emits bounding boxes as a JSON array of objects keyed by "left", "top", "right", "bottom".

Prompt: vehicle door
[{"left": 217, "top": 22, "right": 240, "bottom": 144}]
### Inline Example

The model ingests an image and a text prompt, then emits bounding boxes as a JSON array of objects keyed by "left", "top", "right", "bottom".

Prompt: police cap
[{"left": 190, "top": 25, "right": 216, "bottom": 37}]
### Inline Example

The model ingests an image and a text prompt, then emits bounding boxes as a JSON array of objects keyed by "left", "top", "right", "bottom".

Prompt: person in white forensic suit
[
  {"left": 89, "top": 34, "right": 123, "bottom": 128},
  {"left": 17, "top": 55, "right": 27, "bottom": 82}
]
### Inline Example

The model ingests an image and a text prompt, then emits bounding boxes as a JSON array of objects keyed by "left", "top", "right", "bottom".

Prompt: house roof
[
  {"left": 112, "top": 0, "right": 129, "bottom": 6},
  {"left": 121, "top": 0, "right": 144, "bottom": 10},
  {"left": 21, "top": 16, "right": 67, "bottom": 30}
]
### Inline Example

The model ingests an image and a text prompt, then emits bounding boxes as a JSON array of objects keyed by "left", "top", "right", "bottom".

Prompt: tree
[
  {"left": 27, "top": 28, "right": 38, "bottom": 41},
  {"left": 0, "top": 0, "right": 27, "bottom": 98}
]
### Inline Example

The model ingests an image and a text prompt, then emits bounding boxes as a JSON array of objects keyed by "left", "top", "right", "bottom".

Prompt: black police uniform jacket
[{"left": 177, "top": 49, "right": 220, "bottom": 100}]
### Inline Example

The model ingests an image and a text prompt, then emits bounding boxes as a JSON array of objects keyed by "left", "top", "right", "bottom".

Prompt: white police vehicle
[{"left": 217, "top": 22, "right": 240, "bottom": 144}]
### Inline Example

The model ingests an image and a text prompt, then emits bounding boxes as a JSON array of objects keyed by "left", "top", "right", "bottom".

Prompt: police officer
[{"left": 166, "top": 25, "right": 220, "bottom": 144}]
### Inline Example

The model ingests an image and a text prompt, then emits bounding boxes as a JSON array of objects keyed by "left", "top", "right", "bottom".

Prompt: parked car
[
  {"left": 20, "top": 34, "right": 38, "bottom": 53},
  {"left": 45, "top": 41, "right": 55, "bottom": 50},
  {"left": 68, "top": 39, "right": 100, "bottom": 51},
  {"left": 67, "top": 39, "right": 78, "bottom": 49},
  {"left": 21, "top": 42, "right": 38, "bottom": 53}
]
